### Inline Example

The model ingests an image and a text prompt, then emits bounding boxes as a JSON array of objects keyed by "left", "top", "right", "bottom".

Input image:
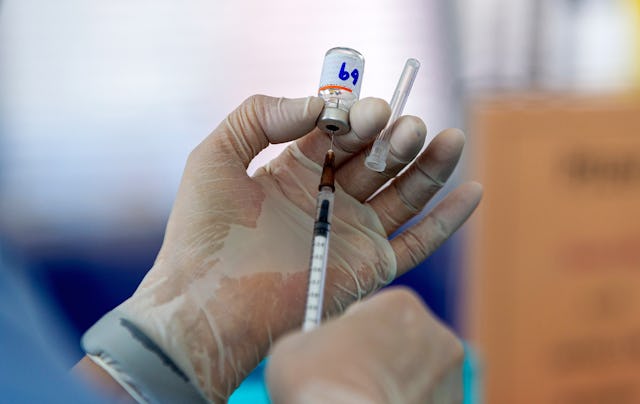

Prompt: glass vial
[{"left": 316, "top": 47, "right": 365, "bottom": 136}]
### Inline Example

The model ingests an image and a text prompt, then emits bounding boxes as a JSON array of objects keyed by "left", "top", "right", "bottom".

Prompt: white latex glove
[
  {"left": 267, "top": 287, "right": 464, "bottom": 404},
  {"left": 116, "top": 95, "right": 481, "bottom": 401}
]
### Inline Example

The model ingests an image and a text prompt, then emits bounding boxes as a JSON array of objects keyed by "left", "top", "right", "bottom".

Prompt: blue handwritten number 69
[{"left": 339, "top": 62, "right": 359, "bottom": 86}]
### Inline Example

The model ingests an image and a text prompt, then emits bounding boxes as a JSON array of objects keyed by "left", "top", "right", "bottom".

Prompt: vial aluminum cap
[{"left": 317, "top": 107, "right": 350, "bottom": 136}]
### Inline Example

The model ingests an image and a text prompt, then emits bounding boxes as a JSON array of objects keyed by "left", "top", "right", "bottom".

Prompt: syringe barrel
[{"left": 303, "top": 187, "right": 335, "bottom": 332}]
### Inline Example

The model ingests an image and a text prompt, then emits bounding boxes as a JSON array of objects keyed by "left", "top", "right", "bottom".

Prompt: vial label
[{"left": 318, "top": 52, "right": 364, "bottom": 99}]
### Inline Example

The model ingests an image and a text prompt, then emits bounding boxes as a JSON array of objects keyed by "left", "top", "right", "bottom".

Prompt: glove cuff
[{"left": 82, "top": 309, "right": 209, "bottom": 403}]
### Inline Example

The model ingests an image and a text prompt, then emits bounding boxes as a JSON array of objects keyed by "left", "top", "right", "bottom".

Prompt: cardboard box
[{"left": 464, "top": 94, "right": 640, "bottom": 404}]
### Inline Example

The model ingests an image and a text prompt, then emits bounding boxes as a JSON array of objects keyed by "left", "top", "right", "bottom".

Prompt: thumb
[{"left": 195, "top": 95, "right": 324, "bottom": 170}]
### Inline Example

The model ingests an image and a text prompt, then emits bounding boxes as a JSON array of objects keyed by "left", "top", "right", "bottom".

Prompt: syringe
[
  {"left": 365, "top": 58, "right": 420, "bottom": 172},
  {"left": 302, "top": 149, "right": 335, "bottom": 332}
]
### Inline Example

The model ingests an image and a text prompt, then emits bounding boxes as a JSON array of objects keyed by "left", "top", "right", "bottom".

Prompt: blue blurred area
[
  {"left": 228, "top": 361, "right": 270, "bottom": 404},
  {"left": 0, "top": 248, "right": 107, "bottom": 403},
  {"left": 12, "top": 232, "right": 161, "bottom": 362}
]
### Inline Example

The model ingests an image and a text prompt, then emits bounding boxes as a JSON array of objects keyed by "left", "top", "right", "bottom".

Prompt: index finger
[{"left": 294, "top": 97, "right": 390, "bottom": 168}]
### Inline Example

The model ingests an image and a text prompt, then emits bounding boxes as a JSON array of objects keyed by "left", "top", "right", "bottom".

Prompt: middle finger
[{"left": 335, "top": 115, "right": 427, "bottom": 202}]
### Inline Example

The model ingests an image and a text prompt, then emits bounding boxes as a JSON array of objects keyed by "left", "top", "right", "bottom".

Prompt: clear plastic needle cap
[{"left": 365, "top": 58, "right": 420, "bottom": 172}]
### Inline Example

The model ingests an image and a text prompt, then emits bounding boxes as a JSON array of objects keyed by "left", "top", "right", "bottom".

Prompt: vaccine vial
[{"left": 316, "top": 47, "right": 365, "bottom": 136}]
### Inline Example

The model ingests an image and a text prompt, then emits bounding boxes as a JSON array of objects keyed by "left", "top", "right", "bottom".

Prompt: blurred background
[{"left": 1, "top": 0, "right": 639, "bottom": 402}]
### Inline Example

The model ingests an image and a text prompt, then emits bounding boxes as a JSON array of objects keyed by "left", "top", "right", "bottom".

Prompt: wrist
[
  {"left": 72, "top": 355, "right": 136, "bottom": 403},
  {"left": 118, "top": 261, "right": 270, "bottom": 400},
  {"left": 81, "top": 308, "right": 208, "bottom": 403}
]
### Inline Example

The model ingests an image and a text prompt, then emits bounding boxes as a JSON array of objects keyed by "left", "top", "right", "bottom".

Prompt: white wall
[{"left": 0, "top": 0, "right": 455, "bottom": 240}]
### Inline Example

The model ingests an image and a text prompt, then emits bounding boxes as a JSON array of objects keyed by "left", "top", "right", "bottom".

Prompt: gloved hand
[
  {"left": 267, "top": 287, "right": 464, "bottom": 404},
  {"left": 117, "top": 95, "right": 482, "bottom": 401}
]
